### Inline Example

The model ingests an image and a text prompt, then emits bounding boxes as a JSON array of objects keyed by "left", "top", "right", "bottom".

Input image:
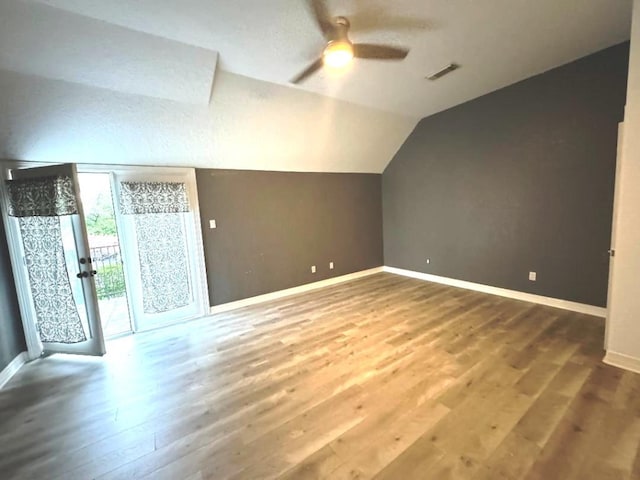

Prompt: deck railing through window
[{"left": 90, "top": 245, "right": 127, "bottom": 300}]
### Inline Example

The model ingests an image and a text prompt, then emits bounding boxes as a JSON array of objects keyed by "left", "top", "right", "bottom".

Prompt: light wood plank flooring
[{"left": 1, "top": 273, "right": 639, "bottom": 479}]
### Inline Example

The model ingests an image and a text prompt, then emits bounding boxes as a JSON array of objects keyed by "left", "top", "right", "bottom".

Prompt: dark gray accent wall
[
  {"left": 383, "top": 42, "right": 630, "bottom": 307},
  {"left": 0, "top": 218, "right": 26, "bottom": 371},
  {"left": 196, "top": 169, "right": 383, "bottom": 305}
]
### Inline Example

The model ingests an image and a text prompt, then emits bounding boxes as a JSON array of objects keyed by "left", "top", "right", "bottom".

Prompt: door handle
[{"left": 76, "top": 271, "right": 89, "bottom": 278}]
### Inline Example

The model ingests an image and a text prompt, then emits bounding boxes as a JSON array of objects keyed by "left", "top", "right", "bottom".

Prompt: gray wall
[
  {"left": 0, "top": 218, "right": 26, "bottom": 371},
  {"left": 383, "top": 42, "right": 630, "bottom": 307},
  {"left": 196, "top": 169, "right": 383, "bottom": 305}
]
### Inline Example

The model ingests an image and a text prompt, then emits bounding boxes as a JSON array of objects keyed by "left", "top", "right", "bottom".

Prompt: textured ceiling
[
  {"left": 0, "top": 68, "right": 416, "bottom": 173},
  {"left": 0, "top": 0, "right": 218, "bottom": 104},
  {"left": 32, "top": 0, "right": 633, "bottom": 117},
  {"left": 0, "top": 0, "right": 633, "bottom": 173},
  {"left": 0, "top": 0, "right": 417, "bottom": 173}
]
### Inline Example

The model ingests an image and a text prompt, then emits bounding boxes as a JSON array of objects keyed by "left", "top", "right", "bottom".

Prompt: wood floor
[{"left": 1, "top": 272, "right": 640, "bottom": 479}]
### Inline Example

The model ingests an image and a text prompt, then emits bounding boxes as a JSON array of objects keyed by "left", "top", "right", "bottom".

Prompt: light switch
[{"left": 209, "top": 219, "right": 217, "bottom": 229}]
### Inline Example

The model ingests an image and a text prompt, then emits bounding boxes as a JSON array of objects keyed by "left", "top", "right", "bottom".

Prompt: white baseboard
[
  {"left": 0, "top": 351, "right": 28, "bottom": 389},
  {"left": 210, "top": 267, "right": 384, "bottom": 315},
  {"left": 383, "top": 266, "right": 607, "bottom": 318},
  {"left": 208, "top": 265, "right": 607, "bottom": 319},
  {"left": 603, "top": 351, "right": 640, "bottom": 374}
]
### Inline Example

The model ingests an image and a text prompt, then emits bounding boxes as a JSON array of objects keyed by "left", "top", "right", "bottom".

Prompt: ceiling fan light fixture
[
  {"left": 323, "top": 40, "right": 354, "bottom": 68},
  {"left": 290, "top": 4, "right": 410, "bottom": 84}
]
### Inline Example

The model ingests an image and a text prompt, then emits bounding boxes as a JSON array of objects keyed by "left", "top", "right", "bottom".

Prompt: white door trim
[
  {"left": 604, "top": 123, "right": 624, "bottom": 350},
  {"left": 1, "top": 161, "right": 47, "bottom": 359}
]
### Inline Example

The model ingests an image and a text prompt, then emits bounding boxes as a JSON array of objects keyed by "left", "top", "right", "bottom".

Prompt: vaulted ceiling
[
  {"left": 0, "top": 0, "right": 633, "bottom": 172},
  {"left": 31, "top": 0, "right": 633, "bottom": 117}
]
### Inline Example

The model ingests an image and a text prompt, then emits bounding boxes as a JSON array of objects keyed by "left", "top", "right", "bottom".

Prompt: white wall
[
  {"left": 605, "top": 0, "right": 640, "bottom": 372},
  {"left": 0, "top": 0, "right": 218, "bottom": 104},
  {"left": 0, "top": 68, "right": 417, "bottom": 173},
  {"left": 0, "top": 0, "right": 417, "bottom": 173}
]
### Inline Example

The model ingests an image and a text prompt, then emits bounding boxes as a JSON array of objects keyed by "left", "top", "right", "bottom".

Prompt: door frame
[
  {"left": 605, "top": 122, "right": 625, "bottom": 350},
  {"left": 1, "top": 160, "right": 48, "bottom": 359},
  {"left": 1, "top": 161, "right": 210, "bottom": 359}
]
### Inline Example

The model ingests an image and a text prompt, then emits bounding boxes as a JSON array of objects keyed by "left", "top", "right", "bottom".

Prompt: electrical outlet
[
  {"left": 311, "top": 265, "right": 316, "bottom": 273},
  {"left": 529, "top": 271, "right": 537, "bottom": 281},
  {"left": 209, "top": 219, "right": 216, "bottom": 229},
  {"left": 329, "top": 261, "right": 334, "bottom": 270}
]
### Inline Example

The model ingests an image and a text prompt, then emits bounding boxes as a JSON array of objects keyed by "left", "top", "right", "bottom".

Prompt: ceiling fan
[{"left": 290, "top": 0, "right": 410, "bottom": 84}]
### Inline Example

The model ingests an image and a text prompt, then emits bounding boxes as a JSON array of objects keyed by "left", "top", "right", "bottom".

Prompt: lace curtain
[
  {"left": 18, "top": 217, "right": 87, "bottom": 343},
  {"left": 5, "top": 175, "right": 87, "bottom": 344},
  {"left": 120, "top": 181, "right": 192, "bottom": 314}
]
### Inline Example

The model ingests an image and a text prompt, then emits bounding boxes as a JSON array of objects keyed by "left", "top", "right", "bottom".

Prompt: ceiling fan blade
[
  {"left": 308, "top": 0, "right": 334, "bottom": 39},
  {"left": 353, "top": 44, "right": 409, "bottom": 60},
  {"left": 290, "top": 58, "right": 324, "bottom": 84}
]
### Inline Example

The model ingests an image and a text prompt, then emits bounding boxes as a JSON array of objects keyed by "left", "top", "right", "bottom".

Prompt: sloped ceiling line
[
  {"left": 0, "top": 0, "right": 219, "bottom": 104},
  {"left": 30, "top": 0, "right": 633, "bottom": 117},
  {"left": 0, "top": 0, "right": 632, "bottom": 173}
]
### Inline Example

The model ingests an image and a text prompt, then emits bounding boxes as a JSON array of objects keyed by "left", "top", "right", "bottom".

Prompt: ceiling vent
[{"left": 426, "top": 63, "right": 460, "bottom": 81}]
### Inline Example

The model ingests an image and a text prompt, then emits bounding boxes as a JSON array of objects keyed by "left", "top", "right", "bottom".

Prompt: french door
[
  {"left": 1, "top": 163, "right": 106, "bottom": 357},
  {"left": 110, "top": 169, "right": 208, "bottom": 331},
  {"left": 1, "top": 163, "right": 209, "bottom": 359}
]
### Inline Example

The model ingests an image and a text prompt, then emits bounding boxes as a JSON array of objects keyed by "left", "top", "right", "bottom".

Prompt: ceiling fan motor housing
[{"left": 333, "top": 16, "right": 351, "bottom": 41}]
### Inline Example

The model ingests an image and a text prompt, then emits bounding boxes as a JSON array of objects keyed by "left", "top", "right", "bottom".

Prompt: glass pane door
[
  {"left": 112, "top": 170, "right": 208, "bottom": 331},
  {"left": 77, "top": 173, "right": 132, "bottom": 338},
  {"left": 4, "top": 163, "right": 106, "bottom": 356}
]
